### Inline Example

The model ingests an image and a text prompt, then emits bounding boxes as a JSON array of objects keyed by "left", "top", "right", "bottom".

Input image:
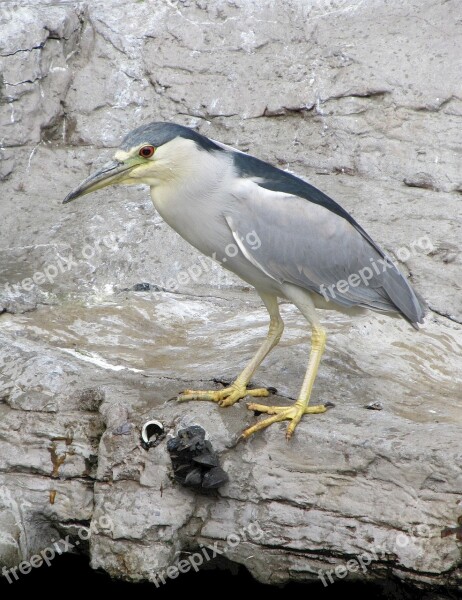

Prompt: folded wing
[{"left": 225, "top": 178, "right": 425, "bottom": 327}]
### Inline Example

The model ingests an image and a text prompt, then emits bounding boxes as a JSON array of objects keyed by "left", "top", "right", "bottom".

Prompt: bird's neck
[
  {"left": 148, "top": 154, "right": 235, "bottom": 256},
  {"left": 149, "top": 151, "right": 232, "bottom": 215}
]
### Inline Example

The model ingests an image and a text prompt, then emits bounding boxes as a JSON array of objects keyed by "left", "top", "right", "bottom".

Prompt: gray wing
[{"left": 225, "top": 180, "right": 425, "bottom": 326}]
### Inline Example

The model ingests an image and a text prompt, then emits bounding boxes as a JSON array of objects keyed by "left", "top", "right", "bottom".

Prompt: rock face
[{"left": 0, "top": 0, "right": 461, "bottom": 594}]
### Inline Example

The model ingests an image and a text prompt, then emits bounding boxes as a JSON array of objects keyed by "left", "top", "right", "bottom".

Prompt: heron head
[{"left": 63, "top": 122, "right": 223, "bottom": 204}]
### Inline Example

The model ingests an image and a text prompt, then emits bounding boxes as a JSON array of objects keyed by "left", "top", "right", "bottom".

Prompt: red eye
[{"left": 139, "top": 145, "right": 155, "bottom": 158}]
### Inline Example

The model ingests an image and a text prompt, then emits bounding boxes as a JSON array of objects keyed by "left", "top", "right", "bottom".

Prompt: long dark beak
[{"left": 63, "top": 160, "right": 135, "bottom": 204}]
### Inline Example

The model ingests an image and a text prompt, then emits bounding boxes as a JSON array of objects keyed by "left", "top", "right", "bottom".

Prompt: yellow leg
[
  {"left": 242, "top": 326, "right": 327, "bottom": 440},
  {"left": 242, "top": 285, "right": 332, "bottom": 441},
  {"left": 178, "top": 293, "right": 283, "bottom": 407}
]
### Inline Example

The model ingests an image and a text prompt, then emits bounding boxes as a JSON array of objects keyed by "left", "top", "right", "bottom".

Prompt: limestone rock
[{"left": 0, "top": 0, "right": 460, "bottom": 595}]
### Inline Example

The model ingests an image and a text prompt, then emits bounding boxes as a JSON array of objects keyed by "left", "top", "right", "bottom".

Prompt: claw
[
  {"left": 178, "top": 385, "right": 270, "bottom": 407},
  {"left": 241, "top": 402, "right": 330, "bottom": 440}
]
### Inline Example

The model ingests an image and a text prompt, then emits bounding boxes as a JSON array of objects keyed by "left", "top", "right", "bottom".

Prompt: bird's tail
[{"left": 380, "top": 257, "right": 427, "bottom": 328}]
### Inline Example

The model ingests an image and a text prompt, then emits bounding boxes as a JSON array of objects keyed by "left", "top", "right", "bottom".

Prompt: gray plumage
[
  {"left": 224, "top": 189, "right": 425, "bottom": 325},
  {"left": 120, "top": 121, "right": 425, "bottom": 327}
]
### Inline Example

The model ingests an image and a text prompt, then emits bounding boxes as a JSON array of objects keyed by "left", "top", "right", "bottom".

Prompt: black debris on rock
[
  {"left": 365, "top": 401, "right": 383, "bottom": 411},
  {"left": 167, "top": 426, "right": 229, "bottom": 491},
  {"left": 132, "top": 282, "right": 155, "bottom": 292},
  {"left": 131, "top": 282, "right": 164, "bottom": 292}
]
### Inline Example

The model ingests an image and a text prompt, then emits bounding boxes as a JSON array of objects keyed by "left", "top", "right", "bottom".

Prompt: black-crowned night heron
[{"left": 64, "top": 122, "right": 426, "bottom": 440}]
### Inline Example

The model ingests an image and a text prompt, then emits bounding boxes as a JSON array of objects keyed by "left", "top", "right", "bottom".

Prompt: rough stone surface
[{"left": 0, "top": 0, "right": 461, "bottom": 595}]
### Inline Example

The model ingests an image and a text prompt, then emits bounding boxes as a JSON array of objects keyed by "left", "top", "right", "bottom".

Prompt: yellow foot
[
  {"left": 178, "top": 384, "right": 270, "bottom": 407},
  {"left": 242, "top": 401, "right": 330, "bottom": 440}
]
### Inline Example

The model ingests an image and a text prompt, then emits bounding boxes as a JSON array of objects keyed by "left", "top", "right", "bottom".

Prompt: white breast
[{"left": 149, "top": 148, "right": 237, "bottom": 258}]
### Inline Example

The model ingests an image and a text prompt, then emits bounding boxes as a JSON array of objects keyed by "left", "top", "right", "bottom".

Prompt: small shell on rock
[{"left": 141, "top": 419, "right": 165, "bottom": 449}]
